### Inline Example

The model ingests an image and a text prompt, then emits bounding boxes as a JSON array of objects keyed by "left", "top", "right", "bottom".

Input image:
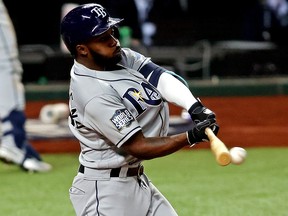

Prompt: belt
[{"left": 78, "top": 164, "right": 144, "bottom": 178}]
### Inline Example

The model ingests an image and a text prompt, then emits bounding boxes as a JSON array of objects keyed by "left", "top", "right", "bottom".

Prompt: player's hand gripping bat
[{"left": 205, "top": 127, "right": 231, "bottom": 166}]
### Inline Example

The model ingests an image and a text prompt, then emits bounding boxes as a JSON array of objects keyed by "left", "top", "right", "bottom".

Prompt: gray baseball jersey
[
  {"left": 69, "top": 48, "right": 178, "bottom": 216},
  {"left": 69, "top": 48, "right": 170, "bottom": 169}
]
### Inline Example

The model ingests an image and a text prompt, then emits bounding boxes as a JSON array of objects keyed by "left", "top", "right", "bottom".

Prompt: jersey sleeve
[
  {"left": 120, "top": 48, "right": 197, "bottom": 110},
  {"left": 84, "top": 94, "right": 142, "bottom": 148},
  {"left": 120, "top": 48, "right": 188, "bottom": 87}
]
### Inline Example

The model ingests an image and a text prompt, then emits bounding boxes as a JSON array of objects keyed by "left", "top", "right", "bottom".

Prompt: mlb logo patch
[{"left": 110, "top": 109, "right": 135, "bottom": 130}]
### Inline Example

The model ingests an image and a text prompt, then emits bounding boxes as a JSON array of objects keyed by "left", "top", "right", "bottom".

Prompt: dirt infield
[{"left": 26, "top": 95, "right": 288, "bottom": 153}]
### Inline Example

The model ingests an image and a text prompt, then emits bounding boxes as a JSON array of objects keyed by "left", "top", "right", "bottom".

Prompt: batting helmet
[{"left": 60, "top": 3, "right": 123, "bottom": 54}]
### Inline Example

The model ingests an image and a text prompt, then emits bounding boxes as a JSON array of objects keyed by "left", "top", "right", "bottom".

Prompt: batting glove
[
  {"left": 186, "top": 118, "right": 217, "bottom": 145},
  {"left": 188, "top": 98, "right": 219, "bottom": 136}
]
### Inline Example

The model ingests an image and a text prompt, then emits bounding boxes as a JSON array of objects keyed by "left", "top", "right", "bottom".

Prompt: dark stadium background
[{"left": 5, "top": 0, "right": 258, "bottom": 47}]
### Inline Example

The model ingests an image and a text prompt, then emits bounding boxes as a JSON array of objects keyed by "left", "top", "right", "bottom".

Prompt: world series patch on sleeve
[{"left": 110, "top": 109, "right": 135, "bottom": 130}]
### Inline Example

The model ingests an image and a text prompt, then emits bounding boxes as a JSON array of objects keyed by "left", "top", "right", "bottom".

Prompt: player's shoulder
[
  {"left": 122, "top": 47, "right": 148, "bottom": 59},
  {"left": 121, "top": 47, "right": 141, "bottom": 57},
  {"left": 120, "top": 48, "right": 150, "bottom": 70}
]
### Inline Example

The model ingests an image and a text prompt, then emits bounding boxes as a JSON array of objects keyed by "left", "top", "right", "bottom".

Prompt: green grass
[
  {"left": 1, "top": 148, "right": 287, "bottom": 216},
  {"left": 0, "top": 154, "right": 78, "bottom": 216}
]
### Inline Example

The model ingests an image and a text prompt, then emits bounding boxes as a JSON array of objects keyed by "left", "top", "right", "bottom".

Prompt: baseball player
[
  {"left": 0, "top": 0, "right": 52, "bottom": 172},
  {"left": 61, "top": 3, "right": 219, "bottom": 216}
]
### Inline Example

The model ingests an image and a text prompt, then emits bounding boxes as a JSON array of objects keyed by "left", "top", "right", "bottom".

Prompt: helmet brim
[
  {"left": 92, "top": 17, "right": 123, "bottom": 37},
  {"left": 108, "top": 17, "right": 123, "bottom": 27}
]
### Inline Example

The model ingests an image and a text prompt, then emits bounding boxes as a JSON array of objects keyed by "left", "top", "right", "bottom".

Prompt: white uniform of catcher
[{"left": 0, "top": 0, "right": 51, "bottom": 172}]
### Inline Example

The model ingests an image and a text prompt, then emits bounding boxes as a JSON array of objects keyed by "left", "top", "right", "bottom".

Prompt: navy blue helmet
[{"left": 60, "top": 3, "right": 123, "bottom": 54}]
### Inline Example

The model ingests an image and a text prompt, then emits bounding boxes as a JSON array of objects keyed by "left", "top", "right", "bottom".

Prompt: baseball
[{"left": 229, "top": 147, "right": 247, "bottom": 165}]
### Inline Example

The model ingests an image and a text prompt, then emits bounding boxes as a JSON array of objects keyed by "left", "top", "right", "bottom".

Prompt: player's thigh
[
  {"left": 148, "top": 181, "right": 178, "bottom": 216},
  {"left": 69, "top": 174, "right": 151, "bottom": 216},
  {"left": 99, "top": 177, "right": 151, "bottom": 216}
]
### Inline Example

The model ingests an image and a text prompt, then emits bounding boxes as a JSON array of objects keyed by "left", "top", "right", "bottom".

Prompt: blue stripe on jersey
[
  {"left": 116, "top": 126, "right": 141, "bottom": 147},
  {"left": 139, "top": 62, "right": 166, "bottom": 87}
]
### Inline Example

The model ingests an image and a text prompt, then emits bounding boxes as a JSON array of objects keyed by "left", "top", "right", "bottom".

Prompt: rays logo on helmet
[
  {"left": 91, "top": 5, "right": 107, "bottom": 18},
  {"left": 110, "top": 109, "right": 135, "bottom": 130}
]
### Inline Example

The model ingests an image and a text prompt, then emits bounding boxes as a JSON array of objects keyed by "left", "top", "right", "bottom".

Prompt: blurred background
[
  {"left": 3, "top": 0, "right": 288, "bottom": 150},
  {"left": 2, "top": 2, "right": 288, "bottom": 215},
  {"left": 4, "top": 0, "right": 288, "bottom": 83}
]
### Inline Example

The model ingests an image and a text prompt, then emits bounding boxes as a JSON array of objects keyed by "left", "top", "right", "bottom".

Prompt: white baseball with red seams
[{"left": 229, "top": 147, "right": 247, "bottom": 165}]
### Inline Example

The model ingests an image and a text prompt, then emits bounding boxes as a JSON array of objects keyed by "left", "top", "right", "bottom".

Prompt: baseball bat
[{"left": 205, "top": 127, "right": 231, "bottom": 166}]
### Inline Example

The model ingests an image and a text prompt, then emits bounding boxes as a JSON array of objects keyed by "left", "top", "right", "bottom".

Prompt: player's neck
[{"left": 76, "top": 59, "right": 105, "bottom": 71}]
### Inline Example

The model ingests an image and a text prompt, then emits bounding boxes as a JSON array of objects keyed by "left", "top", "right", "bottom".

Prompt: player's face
[{"left": 86, "top": 28, "right": 122, "bottom": 66}]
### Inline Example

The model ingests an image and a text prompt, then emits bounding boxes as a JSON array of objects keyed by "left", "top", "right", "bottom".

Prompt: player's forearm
[
  {"left": 122, "top": 132, "right": 189, "bottom": 160},
  {"left": 157, "top": 72, "right": 197, "bottom": 110}
]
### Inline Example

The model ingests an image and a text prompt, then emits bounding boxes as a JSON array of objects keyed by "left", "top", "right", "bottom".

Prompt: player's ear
[{"left": 76, "top": 44, "right": 88, "bottom": 56}]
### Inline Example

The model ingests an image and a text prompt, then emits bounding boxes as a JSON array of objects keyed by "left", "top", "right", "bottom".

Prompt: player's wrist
[
  {"left": 188, "top": 98, "right": 217, "bottom": 128},
  {"left": 188, "top": 100, "right": 202, "bottom": 116},
  {"left": 186, "top": 130, "right": 198, "bottom": 146}
]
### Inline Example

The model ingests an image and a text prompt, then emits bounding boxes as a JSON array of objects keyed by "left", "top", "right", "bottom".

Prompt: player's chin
[
  {"left": 114, "top": 46, "right": 122, "bottom": 56},
  {"left": 113, "top": 48, "right": 122, "bottom": 60},
  {"left": 109, "top": 52, "right": 122, "bottom": 65}
]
